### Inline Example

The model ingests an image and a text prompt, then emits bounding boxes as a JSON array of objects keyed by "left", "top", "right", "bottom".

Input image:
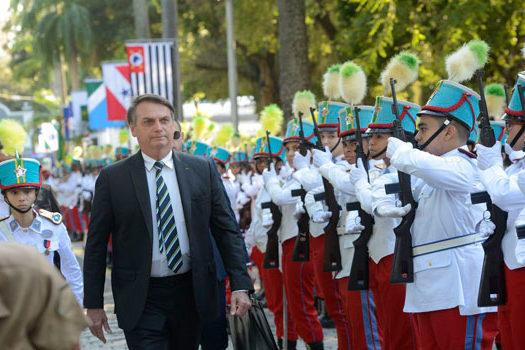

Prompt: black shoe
[
  {"left": 306, "top": 341, "right": 323, "bottom": 350},
  {"left": 277, "top": 338, "right": 297, "bottom": 350},
  {"left": 319, "top": 315, "right": 335, "bottom": 329}
]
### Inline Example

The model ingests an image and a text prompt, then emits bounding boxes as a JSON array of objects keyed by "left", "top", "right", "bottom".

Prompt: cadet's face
[
  {"left": 343, "top": 138, "right": 369, "bottom": 165},
  {"left": 285, "top": 141, "right": 300, "bottom": 168},
  {"left": 230, "top": 164, "right": 241, "bottom": 175},
  {"left": 415, "top": 115, "right": 446, "bottom": 155},
  {"left": 130, "top": 101, "right": 176, "bottom": 157},
  {"left": 368, "top": 133, "right": 390, "bottom": 159},
  {"left": 320, "top": 131, "right": 343, "bottom": 157},
  {"left": 6, "top": 188, "right": 37, "bottom": 211},
  {"left": 505, "top": 122, "right": 525, "bottom": 150},
  {"left": 255, "top": 158, "right": 267, "bottom": 174}
]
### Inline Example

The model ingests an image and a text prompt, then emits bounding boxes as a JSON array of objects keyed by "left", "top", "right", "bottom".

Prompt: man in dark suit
[{"left": 83, "top": 94, "right": 253, "bottom": 349}]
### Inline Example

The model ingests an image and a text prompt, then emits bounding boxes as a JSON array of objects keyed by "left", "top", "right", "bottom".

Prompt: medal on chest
[{"left": 43, "top": 239, "right": 51, "bottom": 255}]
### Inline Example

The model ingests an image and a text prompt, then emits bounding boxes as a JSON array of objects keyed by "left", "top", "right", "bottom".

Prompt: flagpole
[{"left": 225, "top": 0, "right": 239, "bottom": 132}]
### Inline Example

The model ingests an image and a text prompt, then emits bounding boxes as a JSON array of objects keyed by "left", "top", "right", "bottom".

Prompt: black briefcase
[{"left": 228, "top": 298, "right": 278, "bottom": 350}]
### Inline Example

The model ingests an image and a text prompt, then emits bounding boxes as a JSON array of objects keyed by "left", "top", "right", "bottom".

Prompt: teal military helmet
[
  {"left": 186, "top": 140, "right": 211, "bottom": 156},
  {"left": 253, "top": 136, "right": 285, "bottom": 162},
  {"left": 0, "top": 156, "right": 42, "bottom": 213},
  {"left": 283, "top": 118, "right": 317, "bottom": 145},
  {"left": 207, "top": 146, "right": 232, "bottom": 167},
  {"left": 339, "top": 105, "right": 375, "bottom": 142},
  {"left": 367, "top": 96, "right": 420, "bottom": 135},
  {"left": 502, "top": 73, "right": 525, "bottom": 147},
  {"left": 230, "top": 151, "right": 248, "bottom": 165},
  {"left": 317, "top": 101, "right": 348, "bottom": 131}
]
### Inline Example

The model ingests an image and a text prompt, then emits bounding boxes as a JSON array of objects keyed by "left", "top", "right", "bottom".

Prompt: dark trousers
[
  {"left": 200, "top": 280, "right": 228, "bottom": 350},
  {"left": 124, "top": 272, "right": 203, "bottom": 350}
]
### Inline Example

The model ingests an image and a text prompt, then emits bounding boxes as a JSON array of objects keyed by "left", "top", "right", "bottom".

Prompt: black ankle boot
[
  {"left": 306, "top": 341, "right": 323, "bottom": 350},
  {"left": 278, "top": 338, "right": 298, "bottom": 349}
]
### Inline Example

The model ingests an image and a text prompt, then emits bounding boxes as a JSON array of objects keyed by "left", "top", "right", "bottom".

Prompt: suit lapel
[
  {"left": 130, "top": 152, "right": 153, "bottom": 241},
  {"left": 173, "top": 151, "right": 192, "bottom": 234}
]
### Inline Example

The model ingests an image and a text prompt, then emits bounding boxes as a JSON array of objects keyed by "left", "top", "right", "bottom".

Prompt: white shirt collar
[{"left": 142, "top": 151, "right": 174, "bottom": 171}]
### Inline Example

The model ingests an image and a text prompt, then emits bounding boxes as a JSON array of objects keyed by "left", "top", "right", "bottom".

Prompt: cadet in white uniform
[{"left": 0, "top": 156, "right": 83, "bottom": 304}]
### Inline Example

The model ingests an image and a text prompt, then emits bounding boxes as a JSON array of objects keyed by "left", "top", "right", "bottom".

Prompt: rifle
[
  {"left": 291, "top": 112, "right": 311, "bottom": 262},
  {"left": 262, "top": 130, "right": 283, "bottom": 269},
  {"left": 310, "top": 107, "right": 342, "bottom": 271},
  {"left": 348, "top": 106, "right": 376, "bottom": 290},
  {"left": 504, "top": 84, "right": 510, "bottom": 107},
  {"left": 389, "top": 78, "right": 418, "bottom": 284},
  {"left": 475, "top": 69, "right": 509, "bottom": 306}
]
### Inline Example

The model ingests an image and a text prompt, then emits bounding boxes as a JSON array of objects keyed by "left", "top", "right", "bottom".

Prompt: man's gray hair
[{"left": 127, "top": 94, "right": 177, "bottom": 125}]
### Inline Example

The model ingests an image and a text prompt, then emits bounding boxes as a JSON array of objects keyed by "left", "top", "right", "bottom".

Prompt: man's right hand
[{"left": 86, "top": 308, "right": 112, "bottom": 343}]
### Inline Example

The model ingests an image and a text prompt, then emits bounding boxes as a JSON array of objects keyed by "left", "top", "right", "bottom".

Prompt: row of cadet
[{"left": 181, "top": 40, "right": 525, "bottom": 350}]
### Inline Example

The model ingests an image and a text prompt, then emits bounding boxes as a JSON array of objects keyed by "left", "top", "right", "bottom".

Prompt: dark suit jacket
[{"left": 83, "top": 151, "right": 253, "bottom": 330}]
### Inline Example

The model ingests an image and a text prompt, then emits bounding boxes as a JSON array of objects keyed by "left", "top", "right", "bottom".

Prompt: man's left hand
[{"left": 230, "top": 291, "right": 251, "bottom": 317}]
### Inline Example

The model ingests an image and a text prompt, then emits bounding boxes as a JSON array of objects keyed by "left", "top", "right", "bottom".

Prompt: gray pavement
[{"left": 75, "top": 243, "right": 338, "bottom": 349}]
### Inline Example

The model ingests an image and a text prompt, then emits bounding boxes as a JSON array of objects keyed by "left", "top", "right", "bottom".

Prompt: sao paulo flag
[{"left": 102, "top": 61, "right": 131, "bottom": 121}]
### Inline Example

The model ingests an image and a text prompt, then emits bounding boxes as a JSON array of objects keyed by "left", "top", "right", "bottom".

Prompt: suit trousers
[
  {"left": 124, "top": 272, "right": 203, "bottom": 350},
  {"left": 200, "top": 280, "right": 228, "bottom": 350}
]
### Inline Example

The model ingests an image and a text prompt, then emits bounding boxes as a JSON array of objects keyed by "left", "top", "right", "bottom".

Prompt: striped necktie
[{"left": 154, "top": 161, "right": 182, "bottom": 273}]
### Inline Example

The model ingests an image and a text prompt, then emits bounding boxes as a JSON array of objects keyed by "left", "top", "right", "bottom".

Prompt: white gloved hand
[
  {"left": 293, "top": 150, "right": 311, "bottom": 170},
  {"left": 376, "top": 203, "right": 412, "bottom": 217},
  {"left": 312, "top": 147, "right": 333, "bottom": 168},
  {"left": 515, "top": 207, "right": 525, "bottom": 264},
  {"left": 477, "top": 219, "right": 496, "bottom": 238},
  {"left": 312, "top": 210, "right": 332, "bottom": 223},
  {"left": 262, "top": 163, "right": 277, "bottom": 184},
  {"left": 262, "top": 209, "right": 273, "bottom": 228},
  {"left": 386, "top": 137, "right": 413, "bottom": 159},
  {"left": 236, "top": 194, "right": 250, "bottom": 207},
  {"left": 279, "top": 164, "right": 293, "bottom": 181},
  {"left": 293, "top": 201, "right": 306, "bottom": 220},
  {"left": 504, "top": 142, "right": 525, "bottom": 163},
  {"left": 345, "top": 213, "right": 365, "bottom": 233},
  {"left": 517, "top": 171, "right": 525, "bottom": 195},
  {"left": 476, "top": 141, "right": 503, "bottom": 170},
  {"left": 350, "top": 159, "right": 368, "bottom": 186},
  {"left": 237, "top": 171, "right": 252, "bottom": 185}
]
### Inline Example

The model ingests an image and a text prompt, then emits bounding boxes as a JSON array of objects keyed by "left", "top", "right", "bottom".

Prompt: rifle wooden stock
[
  {"left": 262, "top": 130, "right": 282, "bottom": 269},
  {"left": 348, "top": 203, "right": 375, "bottom": 290},
  {"left": 389, "top": 78, "right": 418, "bottom": 284},
  {"left": 291, "top": 188, "right": 310, "bottom": 262},
  {"left": 309, "top": 107, "right": 342, "bottom": 271},
  {"left": 475, "top": 70, "right": 509, "bottom": 306},
  {"left": 291, "top": 112, "right": 311, "bottom": 262},
  {"left": 262, "top": 201, "right": 282, "bottom": 269}
]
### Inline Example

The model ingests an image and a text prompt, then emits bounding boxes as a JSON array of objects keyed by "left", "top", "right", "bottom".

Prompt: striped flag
[
  {"left": 126, "top": 41, "right": 174, "bottom": 104},
  {"left": 85, "top": 79, "right": 125, "bottom": 130},
  {"left": 102, "top": 61, "right": 132, "bottom": 121}
]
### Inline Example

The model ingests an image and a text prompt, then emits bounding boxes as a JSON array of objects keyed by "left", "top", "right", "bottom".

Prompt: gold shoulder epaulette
[
  {"left": 0, "top": 215, "right": 9, "bottom": 222},
  {"left": 38, "top": 209, "right": 62, "bottom": 225}
]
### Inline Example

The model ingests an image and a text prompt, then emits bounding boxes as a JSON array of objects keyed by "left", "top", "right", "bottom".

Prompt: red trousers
[
  {"left": 369, "top": 255, "right": 414, "bottom": 350},
  {"left": 250, "top": 246, "right": 264, "bottom": 274},
  {"left": 338, "top": 277, "right": 383, "bottom": 350},
  {"left": 260, "top": 262, "right": 298, "bottom": 341},
  {"left": 282, "top": 237, "right": 324, "bottom": 344},
  {"left": 311, "top": 235, "right": 351, "bottom": 350},
  {"left": 412, "top": 308, "right": 498, "bottom": 350},
  {"left": 498, "top": 265, "right": 525, "bottom": 349}
]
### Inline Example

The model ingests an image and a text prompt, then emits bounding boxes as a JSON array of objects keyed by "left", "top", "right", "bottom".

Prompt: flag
[
  {"left": 102, "top": 61, "right": 132, "bottom": 121},
  {"left": 126, "top": 41, "right": 174, "bottom": 104},
  {"left": 63, "top": 105, "right": 71, "bottom": 141},
  {"left": 70, "top": 90, "right": 88, "bottom": 136},
  {"left": 85, "top": 79, "right": 125, "bottom": 130},
  {"left": 35, "top": 122, "right": 59, "bottom": 154}
]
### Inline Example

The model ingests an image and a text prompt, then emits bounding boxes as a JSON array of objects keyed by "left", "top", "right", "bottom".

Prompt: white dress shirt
[{"left": 142, "top": 151, "right": 191, "bottom": 277}]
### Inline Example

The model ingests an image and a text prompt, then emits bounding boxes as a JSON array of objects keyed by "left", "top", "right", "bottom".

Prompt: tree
[{"left": 277, "top": 0, "right": 310, "bottom": 120}]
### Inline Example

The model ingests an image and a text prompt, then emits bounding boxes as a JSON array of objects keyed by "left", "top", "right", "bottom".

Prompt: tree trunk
[
  {"left": 277, "top": 0, "right": 310, "bottom": 126},
  {"left": 69, "top": 48, "right": 80, "bottom": 91},
  {"left": 133, "top": 0, "right": 151, "bottom": 39}
]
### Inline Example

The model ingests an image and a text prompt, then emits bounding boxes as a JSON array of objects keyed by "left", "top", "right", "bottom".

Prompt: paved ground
[{"left": 75, "top": 243, "right": 338, "bottom": 349}]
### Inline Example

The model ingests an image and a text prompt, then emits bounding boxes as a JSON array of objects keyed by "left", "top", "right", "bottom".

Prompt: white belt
[
  {"left": 336, "top": 226, "right": 360, "bottom": 236},
  {"left": 412, "top": 233, "right": 486, "bottom": 257}
]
